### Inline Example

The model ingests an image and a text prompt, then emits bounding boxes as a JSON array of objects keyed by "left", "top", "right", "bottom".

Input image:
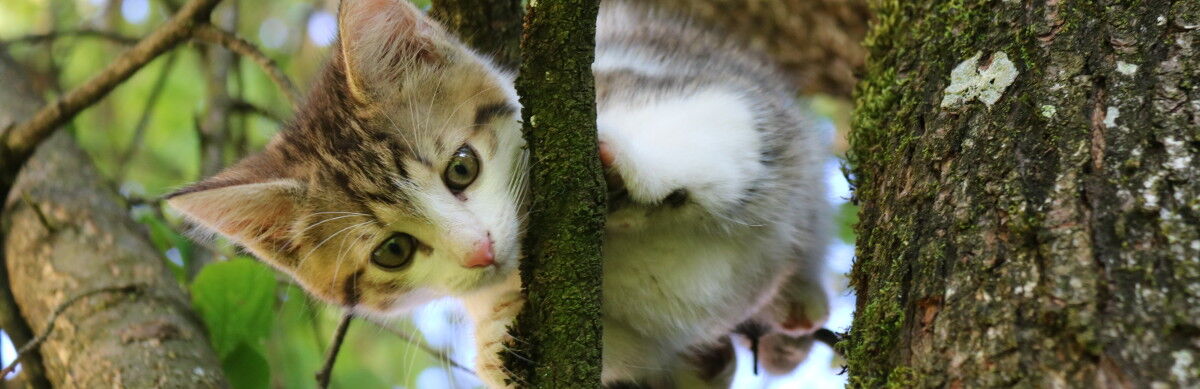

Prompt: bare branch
[
  {"left": 315, "top": 312, "right": 353, "bottom": 389},
  {"left": 191, "top": 24, "right": 300, "bottom": 109},
  {"left": 0, "top": 0, "right": 223, "bottom": 188},
  {"left": 0, "top": 284, "right": 144, "bottom": 378},
  {"left": 0, "top": 30, "right": 139, "bottom": 47},
  {"left": 230, "top": 98, "right": 284, "bottom": 124}
]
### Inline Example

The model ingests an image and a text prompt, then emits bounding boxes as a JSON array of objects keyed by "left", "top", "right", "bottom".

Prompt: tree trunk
[
  {"left": 0, "top": 58, "right": 229, "bottom": 388},
  {"left": 504, "top": 0, "right": 606, "bottom": 387},
  {"left": 429, "top": 0, "right": 523, "bottom": 71},
  {"left": 846, "top": 1, "right": 1200, "bottom": 388},
  {"left": 0, "top": 53, "right": 53, "bottom": 389}
]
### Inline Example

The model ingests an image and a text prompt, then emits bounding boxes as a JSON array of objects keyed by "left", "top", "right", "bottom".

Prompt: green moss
[{"left": 885, "top": 366, "right": 920, "bottom": 389}]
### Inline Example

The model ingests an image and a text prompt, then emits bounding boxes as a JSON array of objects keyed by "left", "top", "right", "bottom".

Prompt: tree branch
[
  {"left": 504, "top": 0, "right": 606, "bottom": 386},
  {"left": 314, "top": 312, "right": 353, "bottom": 389},
  {"left": 0, "top": 285, "right": 143, "bottom": 378},
  {"left": 191, "top": 24, "right": 300, "bottom": 109},
  {"left": 0, "top": 0, "right": 222, "bottom": 190},
  {"left": 0, "top": 30, "right": 139, "bottom": 47}
]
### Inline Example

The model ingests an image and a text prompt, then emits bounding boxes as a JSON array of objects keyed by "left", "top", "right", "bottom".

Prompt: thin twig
[
  {"left": 0, "top": 285, "right": 143, "bottom": 378},
  {"left": 191, "top": 24, "right": 300, "bottom": 109},
  {"left": 0, "top": 30, "right": 139, "bottom": 47},
  {"left": 230, "top": 98, "right": 284, "bottom": 124},
  {"left": 115, "top": 51, "right": 180, "bottom": 182},
  {"left": 361, "top": 316, "right": 476, "bottom": 376},
  {"left": 315, "top": 312, "right": 354, "bottom": 389},
  {"left": 0, "top": 0, "right": 223, "bottom": 184}
]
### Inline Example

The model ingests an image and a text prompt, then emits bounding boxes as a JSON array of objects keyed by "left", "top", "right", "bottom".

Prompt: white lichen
[
  {"left": 1040, "top": 104, "right": 1057, "bottom": 118},
  {"left": 941, "top": 51, "right": 1020, "bottom": 109},
  {"left": 1105, "top": 107, "right": 1120, "bottom": 128},
  {"left": 1163, "top": 136, "right": 1193, "bottom": 172},
  {"left": 1171, "top": 350, "right": 1194, "bottom": 385},
  {"left": 1116, "top": 61, "right": 1139, "bottom": 76},
  {"left": 1143, "top": 171, "right": 1164, "bottom": 210}
]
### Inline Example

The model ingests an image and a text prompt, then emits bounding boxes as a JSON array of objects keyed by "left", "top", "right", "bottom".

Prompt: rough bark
[
  {"left": 0, "top": 54, "right": 52, "bottom": 389},
  {"left": 846, "top": 1, "right": 1200, "bottom": 388},
  {"left": 0, "top": 59, "right": 228, "bottom": 387},
  {"left": 650, "top": 0, "right": 869, "bottom": 98},
  {"left": 429, "top": 0, "right": 523, "bottom": 70},
  {"left": 504, "top": 0, "right": 606, "bottom": 387}
]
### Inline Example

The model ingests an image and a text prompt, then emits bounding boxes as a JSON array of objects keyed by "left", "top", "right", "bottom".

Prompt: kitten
[{"left": 167, "top": 0, "right": 829, "bottom": 388}]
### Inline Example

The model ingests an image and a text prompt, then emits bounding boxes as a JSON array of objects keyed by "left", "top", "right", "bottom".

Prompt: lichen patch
[
  {"left": 1105, "top": 107, "right": 1120, "bottom": 128},
  {"left": 940, "top": 51, "right": 1019, "bottom": 109},
  {"left": 1117, "top": 61, "right": 1139, "bottom": 75}
]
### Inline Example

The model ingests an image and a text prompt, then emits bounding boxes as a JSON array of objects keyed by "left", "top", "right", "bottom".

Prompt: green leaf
[
  {"left": 191, "top": 258, "right": 277, "bottom": 358},
  {"left": 223, "top": 343, "right": 271, "bottom": 389}
]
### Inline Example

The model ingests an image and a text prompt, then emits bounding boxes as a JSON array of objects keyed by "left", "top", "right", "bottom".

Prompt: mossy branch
[{"left": 503, "top": 0, "right": 606, "bottom": 387}]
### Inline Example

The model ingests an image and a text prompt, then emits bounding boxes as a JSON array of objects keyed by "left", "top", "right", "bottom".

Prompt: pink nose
[{"left": 464, "top": 238, "right": 494, "bottom": 268}]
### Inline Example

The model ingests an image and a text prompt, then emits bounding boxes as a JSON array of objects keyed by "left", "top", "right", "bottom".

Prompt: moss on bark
[
  {"left": 502, "top": 0, "right": 606, "bottom": 387},
  {"left": 847, "top": 0, "right": 1200, "bottom": 387}
]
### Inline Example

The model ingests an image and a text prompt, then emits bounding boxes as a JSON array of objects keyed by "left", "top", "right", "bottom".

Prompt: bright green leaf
[{"left": 191, "top": 258, "right": 277, "bottom": 358}]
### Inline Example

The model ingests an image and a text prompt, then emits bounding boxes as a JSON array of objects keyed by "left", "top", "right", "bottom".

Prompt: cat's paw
[
  {"left": 756, "top": 331, "right": 816, "bottom": 375},
  {"left": 760, "top": 276, "right": 829, "bottom": 337}
]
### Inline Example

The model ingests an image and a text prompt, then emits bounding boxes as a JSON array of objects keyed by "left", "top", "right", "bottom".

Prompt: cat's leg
[
  {"left": 460, "top": 274, "right": 524, "bottom": 389},
  {"left": 755, "top": 331, "right": 816, "bottom": 376},
  {"left": 674, "top": 336, "right": 737, "bottom": 389},
  {"left": 756, "top": 257, "right": 830, "bottom": 337}
]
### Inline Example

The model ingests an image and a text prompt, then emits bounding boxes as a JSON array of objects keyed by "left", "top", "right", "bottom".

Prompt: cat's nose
[{"left": 464, "top": 237, "right": 494, "bottom": 268}]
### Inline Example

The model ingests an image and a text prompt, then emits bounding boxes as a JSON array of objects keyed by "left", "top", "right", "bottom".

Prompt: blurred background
[{"left": 0, "top": 0, "right": 858, "bottom": 387}]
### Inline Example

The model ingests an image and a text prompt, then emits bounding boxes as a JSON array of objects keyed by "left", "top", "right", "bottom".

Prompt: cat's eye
[
  {"left": 371, "top": 233, "right": 416, "bottom": 270},
  {"left": 443, "top": 145, "right": 480, "bottom": 193}
]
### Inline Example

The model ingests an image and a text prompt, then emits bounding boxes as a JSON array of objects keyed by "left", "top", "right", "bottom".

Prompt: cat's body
[
  {"left": 589, "top": 3, "right": 829, "bottom": 385},
  {"left": 167, "top": 1, "right": 829, "bottom": 387}
]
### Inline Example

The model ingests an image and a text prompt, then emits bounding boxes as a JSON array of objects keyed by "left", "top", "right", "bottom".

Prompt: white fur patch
[{"left": 598, "top": 88, "right": 763, "bottom": 210}]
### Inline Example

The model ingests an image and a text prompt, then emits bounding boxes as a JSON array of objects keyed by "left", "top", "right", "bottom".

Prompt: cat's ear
[
  {"left": 337, "top": 0, "right": 447, "bottom": 99},
  {"left": 166, "top": 175, "right": 305, "bottom": 261}
]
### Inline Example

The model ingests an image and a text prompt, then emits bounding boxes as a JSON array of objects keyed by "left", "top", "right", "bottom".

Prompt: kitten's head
[{"left": 167, "top": 0, "right": 525, "bottom": 314}]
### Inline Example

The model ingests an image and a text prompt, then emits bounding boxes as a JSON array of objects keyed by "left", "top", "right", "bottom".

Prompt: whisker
[
  {"left": 295, "top": 214, "right": 367, "bottom": 236},
  {"left": 298, "top": 220, "right": 375, "bottom": 270},
  {"left": 327, "top": 220, "right": 375, "bottom": 292}
]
